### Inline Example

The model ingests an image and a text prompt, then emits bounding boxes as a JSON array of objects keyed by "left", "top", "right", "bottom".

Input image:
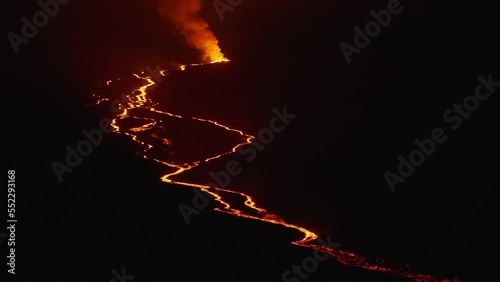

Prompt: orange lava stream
[{"left": 90, "top": 62, "right": 455, "bottom": 282}]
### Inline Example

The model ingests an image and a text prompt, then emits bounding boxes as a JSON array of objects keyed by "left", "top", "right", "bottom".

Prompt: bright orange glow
[
  {"left": 157, "top": 0, "right": 229, "bottom": 63},
  {"left": 209, "top": 58, "right": 230, "bottom": 64},
  {"left": 129, "top": 122, "right": 156, "bottom": 132},
  {"left": 89, "top": 61, "right": 451, "bottom": 282}
]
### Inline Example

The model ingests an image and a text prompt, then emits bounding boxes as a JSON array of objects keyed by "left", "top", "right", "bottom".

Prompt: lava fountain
[
  {"left": 85, "top": 3, "right": 460, "bottom": 279},
  {"left": 157, "top": 0, "right": 229, "bottom": 63}
]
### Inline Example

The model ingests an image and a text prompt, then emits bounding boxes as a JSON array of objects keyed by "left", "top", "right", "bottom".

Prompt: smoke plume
[{"left": 157, "top": 0, "right": 228, "bottom": 63}]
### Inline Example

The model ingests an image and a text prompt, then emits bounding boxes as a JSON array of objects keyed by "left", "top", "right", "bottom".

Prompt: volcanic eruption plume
[{"left": 157, "top": 0, "right": 229, "bottom": 63}]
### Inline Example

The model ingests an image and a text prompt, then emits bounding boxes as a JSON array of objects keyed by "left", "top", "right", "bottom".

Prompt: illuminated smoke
[{"left": 157, "top": 0, "right": 228, "bottom": 63}]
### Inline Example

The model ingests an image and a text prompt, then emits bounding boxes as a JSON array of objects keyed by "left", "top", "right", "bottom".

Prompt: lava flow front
[{"left": 88, "top": 61, "right": 451, "bottom": 282}]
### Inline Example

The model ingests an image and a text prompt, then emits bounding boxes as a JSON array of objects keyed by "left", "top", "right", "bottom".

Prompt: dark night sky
[{"left": 3, "top": 0, "right": 500, "bottom": 281}]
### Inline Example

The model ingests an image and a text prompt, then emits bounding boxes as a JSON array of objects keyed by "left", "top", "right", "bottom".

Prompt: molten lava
[
  {"left": 157, "top": 0, "right": 229, "bottom": 63},
  {"left": 88, "top": 62, "right": 460, "bottom": 282}
]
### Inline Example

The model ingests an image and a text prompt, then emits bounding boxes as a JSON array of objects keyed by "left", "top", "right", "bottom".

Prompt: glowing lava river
[{"left": 88, "top": 62, "right": 453, "bottom": 282}]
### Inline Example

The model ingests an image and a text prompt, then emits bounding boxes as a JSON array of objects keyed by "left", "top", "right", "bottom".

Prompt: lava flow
[{"left": 89, "top": 61, "right": 455, "bottom": 282}]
